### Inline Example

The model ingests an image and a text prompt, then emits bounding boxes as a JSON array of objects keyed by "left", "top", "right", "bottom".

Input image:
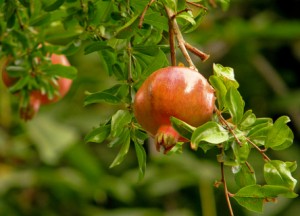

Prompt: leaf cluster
[{"left": 171, "top": 63, "right": 297, "bottom": 213}]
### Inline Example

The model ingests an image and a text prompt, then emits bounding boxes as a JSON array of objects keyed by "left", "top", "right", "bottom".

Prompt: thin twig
[
  {"left": 174, "top": 8, "right": 191, "bottom": 18},
  {"left": 168, "top": 21, "right": 176, "bottom": 66},
  {"left": 184, "top": 42, "right": 210, "bottom": 61},
  {"left": 221, "top": 159, "right": 234, "bottom": 216},
  {"left": 127, "top": 42, "right": 134, "bottom": 105},
  {"left": 165, "top": 7, "right": 196, "bottom": 70},
  {"left": 138, "top": 0, "right": 156, "bottom": 28},
  {"left": 215, "top": 107, "right": 242, "bottom": 146},
  {"left": 245, "top": 161, "right": 254, "bottom": 173},
  {"left": 246, "top": 137, "right": 271, "bottom": 162},
  {"left": 186, "top": 1, "right": 208, "bottom": 10},
  {"left": 209, "top": 0, "right": 217, "bottom": 8}
]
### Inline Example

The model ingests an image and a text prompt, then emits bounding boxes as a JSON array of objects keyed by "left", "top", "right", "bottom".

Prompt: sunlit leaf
[
  {"left": 209, "top": 75, "right": 227, "bottom": 110},
  {"left": 191, "top": 121, "right": 229, "bottom": 150},
  {"left": 177, "top": 12, "right": 196, "bottom": 25},
  {"left": 170, "top": 117, "right": 196, "bottom": 140},
  {"left": 111, "top": 110, "right": 132, "bottom": 137},
  {"left": 225, "top": 87, "right": 244, "bottom": 124},
  {"left": 233, "top": 185, "right": 293, "bottom": 213},
  {"left": 239, "top": 110, "right": 256, "bottom": 130},
  {"left": 84, "top": 124, "right": 111, "bottom": 143},
  {"left": 213, "top": 63, "right": 239, "bottom": 89},
  {"left": 265, "top": 116, "right": 294, "bottom": 150},
  {"left": 264, "top": 160, "right": 298, "bottom": 192},
  {"left": 247, "top": 122, "right": 272, "bottom": 146}
]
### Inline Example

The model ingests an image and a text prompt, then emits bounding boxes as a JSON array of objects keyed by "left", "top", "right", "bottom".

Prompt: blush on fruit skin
[
  {"left": 133, "top": 66, "right": 215, "bottom": 153},
  {"left": 33, "top": 54, "right": 72, "bottom": 105},
  {"left": 2, "top": 54, "right": 73, "bottom": 120}
]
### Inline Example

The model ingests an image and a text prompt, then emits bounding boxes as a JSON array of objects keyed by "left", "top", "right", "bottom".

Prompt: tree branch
[
  {"left": 165, "top": 7, "right": 196, "bottom": 70},
  {"left": 184, "top": 42, "right": 210, "bottom": 62},
  {"left": 220, "top": 159, "right": 234, "bottom": 216},
  {"left": 138, "top": 0, "right": 156, "bottom": 28}
]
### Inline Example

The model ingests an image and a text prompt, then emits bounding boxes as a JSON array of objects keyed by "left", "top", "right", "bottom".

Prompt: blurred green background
[{"left": 0, "top": 0, "right": 299, "bottom": 215}]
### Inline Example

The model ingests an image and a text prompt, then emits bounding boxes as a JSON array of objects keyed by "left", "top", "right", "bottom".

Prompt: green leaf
[
  {"left": 84, "top": 84, "right": 128, "bottom": 106},
  {"left": 231, "top": 139, "right": 250, "bottom": 164},
  {"left": 218, "top": 0, "right": 231, "bottom": 11},
  {"left": 209, "top": 75, "right": 227, "bottom": 110},
  {"left": 225, "top": 87, "right": 244, "bottom": 124},
  {"left": 177, "top": 12, "right": 196, "bottom": 25},
  {"left": 183, "top": 10, "right": 207, "bottom": 33},
  {"left": 265, "top": 116, "right": 294, "bottom": 150},
  {"left": 141, "top": 49, "right": 169, "bottom": 78},
  {"left": 18, "top": 0, "right": 30, "bottom": 7},
  {"left": 115, "top": 14, "right": 140, "bottom": 37},
  {"left": 5, "top": 65, "right": 27, "bottom": 76},
  {"left": 170, "top": 117, "right": 196, "bottom": 140},
  {"left": 247, "top": 122, "right": 272, "bottom": 146},
  {"left": 134, "top": 141, "right": 147, "bottom": 181},
  {"left": 30, "top": 14, "right": 51, "bottom": 26},
  {"left": 264, "top": 160, "right": 298, "bottom": 192},
  {"left": 239, "top": 110, "right": 256, "bottom": 130},
  {"left": 213, "top": 63, "right": 239, "bottom": 89},
  {"left": 232, "top": 163, "right": 256, "bottom": 188},
  {"left": 41, "top": 64, "right": 77, "bottom": 79},
  {"left": 85, "top": 91, "right": 121, "bottom": 106},
  {"left": 233, "top": 185, "right": 294, "bottom": 213},
  {"left": 132, "top": 129, "right": 148, "bottom": 145},
  {"left": 84, "top": 41, "right": 113, "bottom": 55},
  {"left": 84, "top": 125, "right": 111, "bottom": 143},
  {"left": 109, "top": 130, "right": 131, "bottom": 168},
  {"left": 144, "top": 11, "right": 169, "bottom": 31},
  {"left": 191, "top": 121, "right": 229, "bottom": 150},
  {"left": 8, "top": 76, "right": 30, "bottom": 93},
  {"left": 133, "top": 45, "right": 160, "bottom": 56},
  {"left": 111, "top": 110, "right": 132, "bottom": 138},
  {"left": 43, "top": 0, "right": 65, "bottom": 12}
]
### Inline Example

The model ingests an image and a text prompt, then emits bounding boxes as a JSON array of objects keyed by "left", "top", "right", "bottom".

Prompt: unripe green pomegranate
[{"left": 133, "top": 66, "right": 215, "bottom": 153}]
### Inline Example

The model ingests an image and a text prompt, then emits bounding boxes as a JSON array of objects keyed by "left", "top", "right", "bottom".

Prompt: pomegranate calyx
[{"left": 155, "top": 125, "right": 180, "bottom": 154}]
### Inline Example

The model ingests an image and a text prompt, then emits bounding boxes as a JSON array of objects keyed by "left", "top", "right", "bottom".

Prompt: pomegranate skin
[
  {"left": 35, "top": 54, "right": 72, "bottom": 104},
  {"left": 133, "top": 66, "right": 215, "bottom": 153},
  {"left": 2, "top": 54, "right": 72, "bottom": 120}
]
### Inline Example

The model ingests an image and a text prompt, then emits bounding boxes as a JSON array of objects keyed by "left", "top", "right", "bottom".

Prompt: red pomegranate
[
  {"left": 2, "top": 54, "right": 72, "bottom": 120},
  {"left": 133, "top": 66, "right": 215, "bottom": 153}
]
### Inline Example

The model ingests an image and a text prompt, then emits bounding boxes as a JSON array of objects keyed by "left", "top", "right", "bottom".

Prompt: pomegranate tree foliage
[{"left": 0, "top": 0, "right": 297, "bottom": 215}]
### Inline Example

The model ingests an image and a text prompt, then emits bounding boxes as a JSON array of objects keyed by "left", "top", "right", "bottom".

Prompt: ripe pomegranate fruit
[
  {"left": 2, "top": 54, "right": 72, "bottom": 120},
  {"left": 133, "top": 66, "right": 215, "bottom": 153}
]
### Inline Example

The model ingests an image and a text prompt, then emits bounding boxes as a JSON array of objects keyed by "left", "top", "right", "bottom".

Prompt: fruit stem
[{"left": 165, "top": 6, "right": 197, "bottom": 70}]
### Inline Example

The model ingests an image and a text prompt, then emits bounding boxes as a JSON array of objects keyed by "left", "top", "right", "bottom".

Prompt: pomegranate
[
  {"left": 2, "top": 54, "right": 72, "bottom": 120},
  {"left": 133, "top": 66, "right": 215, "bottom": 153}
]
